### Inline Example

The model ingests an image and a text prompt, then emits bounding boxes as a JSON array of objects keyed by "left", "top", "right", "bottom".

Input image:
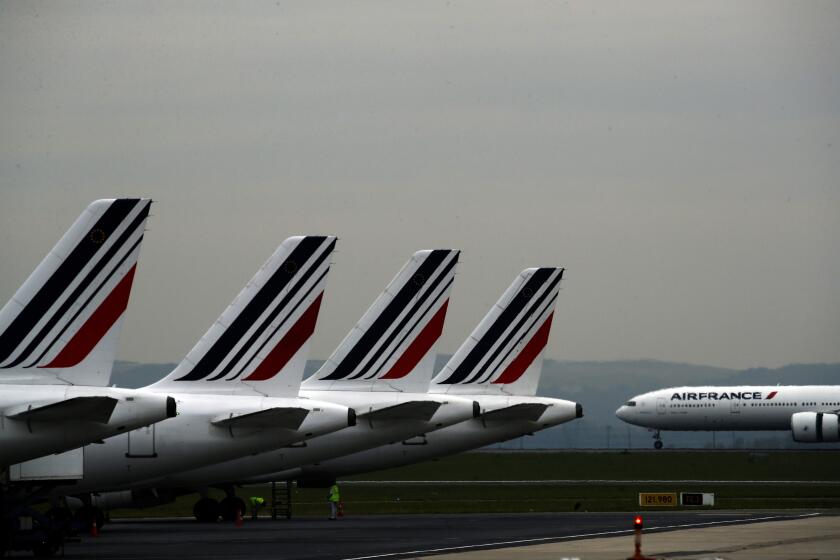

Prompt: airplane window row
[
  {"left": 746, "top": 402, "right": 839, "bottom": 407},
  {"left": 668, "top": 401, "right": 839, "bottom": 408},
  {"left": 646, "top": 400, "right": 836, "bottom": 409},
  {"left": 670, "top": 403, "right": 713, "bottom": 408}
]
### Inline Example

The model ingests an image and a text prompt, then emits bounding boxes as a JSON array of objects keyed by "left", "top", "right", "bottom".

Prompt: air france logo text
[{"left": 670, "top": 391, "right": 778, "bottom": 401}]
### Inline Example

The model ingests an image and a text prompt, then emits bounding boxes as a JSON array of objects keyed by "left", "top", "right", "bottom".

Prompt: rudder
[
  {"left": 0, "top": 199, "right": 152, "bottom": 386},
  {"left": 304, "top": 249, "right": 459, "bottom": 393},
  {"left": 151, "top": 235, "right": 336, "bottom": 396},
  {"left": 432, "top": 267, "right": 563, "bottom": 396}
]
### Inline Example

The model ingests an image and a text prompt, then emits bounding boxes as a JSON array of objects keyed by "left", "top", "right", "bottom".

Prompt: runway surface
[
  {"left": 344, "top": 479, "right": 840, "bottom": 485},
  {"left": 426, "top": 514, "right": 840, "bottom": 559},
  {"left": 38, "top": 511, "right": 826, "bottom": 560}
]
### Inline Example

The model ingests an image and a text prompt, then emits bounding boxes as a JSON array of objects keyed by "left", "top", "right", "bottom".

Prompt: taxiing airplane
[{"left": 616, "top": 385, "right": 840, "bottom": 448}]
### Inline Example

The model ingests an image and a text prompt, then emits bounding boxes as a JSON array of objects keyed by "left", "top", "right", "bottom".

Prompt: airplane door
[
  {"left": 656, "top": 397, "right": 666, "bottom": 415},
  {"left": 126, "top": 425, "right": 157, "bottom": 458},
  {"left": 730, "top": 399, "right": 741, "bottom": 414}
]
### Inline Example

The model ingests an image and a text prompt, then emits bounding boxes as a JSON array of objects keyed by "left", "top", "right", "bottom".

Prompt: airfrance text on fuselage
[{"left": 670, "top": 391, "right": 776, "bottom": 401}]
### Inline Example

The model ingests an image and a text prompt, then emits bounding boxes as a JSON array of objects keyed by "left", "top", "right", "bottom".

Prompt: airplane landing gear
[
  {"left": 219, "top": 495, "right": 247, "bottom": 522},
  {"left": 193, "top": 497, "right": 220, "bottom": 523},
  {"left": 652, "top": 430, "right": 663, "bottom": 449},
  {"left": 1, "top": 488, "right": 68, "bottom": 557}
]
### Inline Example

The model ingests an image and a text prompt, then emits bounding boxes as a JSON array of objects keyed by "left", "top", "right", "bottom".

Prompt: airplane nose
[{"left": 615, "top": 406, "right": 627, "bottom": 420}]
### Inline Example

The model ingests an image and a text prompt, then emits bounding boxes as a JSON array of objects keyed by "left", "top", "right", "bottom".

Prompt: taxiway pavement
[
  {"left": 25, "top": 511, "right": 829, "bottom": 560},
  {"left": 427, "top": 513, "right": 840, "bottom": 559}
]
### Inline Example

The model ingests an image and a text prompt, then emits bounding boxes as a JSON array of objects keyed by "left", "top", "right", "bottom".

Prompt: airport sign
[
  {"left": 680, "top": 492, "right": 715, "bottom": 506},
  {"left": 638, "top": 492, "right": 678, "bottom": 507}
]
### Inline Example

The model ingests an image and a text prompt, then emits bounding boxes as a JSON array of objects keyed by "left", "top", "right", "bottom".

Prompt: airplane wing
[
  {"left": 481, "top": 402, "right": 549, "bottom": 422},
  {"left": 211, "top": 407, "right": 309, "bottom": 430},
  {"left": 5, "top": 396, "right": 118, "bottom": 424},
  {"left": 359, "top": 401, "right": 442, "bottom": 422}
]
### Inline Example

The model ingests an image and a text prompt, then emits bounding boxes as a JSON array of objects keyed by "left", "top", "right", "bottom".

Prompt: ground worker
[
  {"left": 327, "top": 483, "right": 340, "bottom": 520},
  {"left": 249, "top": 496, "right": 265, "bottom": 520}
]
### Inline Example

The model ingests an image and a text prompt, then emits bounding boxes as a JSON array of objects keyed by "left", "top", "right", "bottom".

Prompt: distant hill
[
  {"left": 111, "top": 359, "right": 840, "bottom": 450},
  {"left": 111, "top": 361, "right": 175, "bottom": 388}
]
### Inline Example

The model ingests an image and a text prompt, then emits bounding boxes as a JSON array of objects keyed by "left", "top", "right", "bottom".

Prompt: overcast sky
[{"left": 1, "top": 1, "right": 838, "bottom": 370}]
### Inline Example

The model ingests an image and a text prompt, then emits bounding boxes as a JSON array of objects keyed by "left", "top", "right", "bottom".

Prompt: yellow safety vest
[{"left": 328, "top": 484, "right": 340, "bottom": 502}]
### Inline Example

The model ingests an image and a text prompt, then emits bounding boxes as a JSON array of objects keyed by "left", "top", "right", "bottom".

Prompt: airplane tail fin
[
  {"left": 304, "top": 249, "right": 459, "bottom": 393},
  {"left": 431, "top": 267, "right": 563, "bottom": 396},
  {"left": 150, "top": 236, "right": 336, "bottom": 397},
  {"left": 0, "top": 199, "right": 152, "bottom": 386}
]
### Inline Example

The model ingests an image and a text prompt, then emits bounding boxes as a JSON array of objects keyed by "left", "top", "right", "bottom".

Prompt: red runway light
[{"left": 633, "top": 515, "right": 643, "bottom": 529}]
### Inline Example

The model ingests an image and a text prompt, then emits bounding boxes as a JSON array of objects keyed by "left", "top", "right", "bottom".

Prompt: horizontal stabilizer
[
  {"left": 360, "top": 401, "right": 442, "bottom": 422},
  {"left": 5, "top": 396, "right": 118, "bottom": 424},
  {"left": 211, "top": 407, "right": 309, "bottom": 430},
  {"left": 481, "top": 402, "right": 549, "bottom": 422}
]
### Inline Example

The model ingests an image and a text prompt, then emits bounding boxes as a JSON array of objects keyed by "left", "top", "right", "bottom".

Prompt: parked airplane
[
  {"left": 616, "top": 385, "right": 840, "bottom": 448},
  {"left": 117, "top": 250, "right": 478, "bottom": 499},
  {"left": 35, "top": 236, "right": 353, "bottom": 523},
  {"left": 0, "top": 199, "right": 175, "bottom": 467},
  {"left": 239, "top": 267, "right": 581, "bottom": 484}
]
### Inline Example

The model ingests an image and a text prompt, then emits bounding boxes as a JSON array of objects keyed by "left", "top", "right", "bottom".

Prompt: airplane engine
[{"left": 791, "top": 412, "right": 840, "bottom": 443}]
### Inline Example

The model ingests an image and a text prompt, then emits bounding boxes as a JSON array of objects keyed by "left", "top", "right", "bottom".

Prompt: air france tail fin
[
  {"left": 431, "top": 267, "right": 563, "bottom": 396},
  {"left": 304, "top": 249, "right": 459, "bottom": 393},
  {"left": 151, "top": 236, "right": 336, "bottom": 397},
  {"left": 0, "top": 199, "right": 151, "bottom": 386}
]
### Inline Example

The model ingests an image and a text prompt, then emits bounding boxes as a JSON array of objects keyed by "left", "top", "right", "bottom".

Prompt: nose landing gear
[{"left": 652, "top": 430, "right": 663, "bottom": 449}]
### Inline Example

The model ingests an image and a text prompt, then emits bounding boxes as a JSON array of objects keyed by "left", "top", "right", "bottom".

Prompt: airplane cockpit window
[{"left": 625, "top": 401, "right": 637, "bottom": 407}]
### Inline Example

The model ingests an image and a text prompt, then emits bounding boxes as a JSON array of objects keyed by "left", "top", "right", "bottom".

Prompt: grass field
[
  {"left": 109, "top": 450, "right": 840, "bottom": 518},
  {"left": 346, "top": 449, "right": 840, "bottom": 482}
]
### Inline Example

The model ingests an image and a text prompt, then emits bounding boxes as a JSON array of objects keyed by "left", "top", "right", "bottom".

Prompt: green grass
[
  {"left": 346, "top": 449, "right": 840, "bottom": 482},
  {"left": 109, "top": 450, "right": 840, "bottom": 518}
]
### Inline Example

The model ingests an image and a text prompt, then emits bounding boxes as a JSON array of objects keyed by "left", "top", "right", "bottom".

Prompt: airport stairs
[{"left": 270, "top": 481, "right": 293, "bottom": 520}]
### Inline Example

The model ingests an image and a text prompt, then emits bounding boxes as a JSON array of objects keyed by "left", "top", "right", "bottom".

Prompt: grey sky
[{"left": 1, "top": 1, "right": 838, "bottom": 370}]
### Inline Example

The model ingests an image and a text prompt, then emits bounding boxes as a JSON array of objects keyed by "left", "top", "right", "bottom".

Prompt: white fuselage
[
  {"left": 0, "top": 385, "right": 173, "bottom": 467},
  {"left": 141, "top": 390, "right": 478, "bottom": 487},
  {"left": 239, "top": 395, "right": 581, "bottom": 483},
  {"left": 616, "top": 386, "right": 840, "bottom": 431},
  {"left": 46, "top": 390, "right": 351, "bottom": 495}
]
